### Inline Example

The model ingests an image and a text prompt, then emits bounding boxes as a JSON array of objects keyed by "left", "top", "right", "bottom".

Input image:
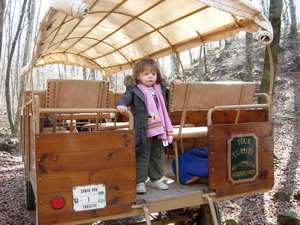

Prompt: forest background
[{"left": 0, "top": 0, "right": 299, "bottom": 224}]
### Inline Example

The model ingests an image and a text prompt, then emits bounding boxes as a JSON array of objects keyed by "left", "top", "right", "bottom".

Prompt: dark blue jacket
[{"left": 116, "top": 78, "right": 168, "bottom": 153}]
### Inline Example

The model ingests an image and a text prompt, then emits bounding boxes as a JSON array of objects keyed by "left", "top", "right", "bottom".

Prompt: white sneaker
[
  {"left": 151, "top": 179, "right": 169, "bottom": 190},
  {"left": 136, "top": 182, "right": 146, "bottom": 194}
]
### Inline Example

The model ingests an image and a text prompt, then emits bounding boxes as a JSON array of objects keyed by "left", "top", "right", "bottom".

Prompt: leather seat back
[{"left": 46, "top": 79, "right": 108, "bottom": 108}]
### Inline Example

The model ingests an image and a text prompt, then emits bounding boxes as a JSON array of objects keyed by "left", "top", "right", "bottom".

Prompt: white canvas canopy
[{"left": 22, "top": 0, "right": 273, "bottom": 77}]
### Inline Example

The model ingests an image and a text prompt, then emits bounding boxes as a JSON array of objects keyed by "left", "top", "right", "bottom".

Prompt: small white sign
[{"left": 73, "top": 184, "right": 106, "bottom": 211}]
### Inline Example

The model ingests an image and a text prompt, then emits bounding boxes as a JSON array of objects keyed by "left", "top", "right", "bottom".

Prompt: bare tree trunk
[
  {"left": 83, "top": 67, "right": 87, "bottom": 80},
  {"left": 245, "top": 32, "right": 254, "bottom": 81},
  {"left": 281, "top": 0, "right": 290, "bottom": 48},
  {"left": 260, "top": 1, "right": 269, "bottom": 17},
  {"left": 90, "top": 69, "right": 96, "bottom": 80},
  {"left": 5, "top": 0, "right": 27, "bottom": 134},
  {"left": 109, "top": 76, "right": 113, "bottom": 91},
  {"left": 288, "top": 0, "right": 298, "bottom": 38},
  {"left": 203, "top": 44, "right": 208, "bottom": 74},
  {"left": 62, "top": 64, "right": 67, "bottom": 79},
  {"left": 171, "top": 54, "right": 180, "bottom": 79},
  {"left": 70, "top": 65, "right": 76, "bottom": 77},
  {"left": 12, "top": 36, "right": 22, "bottom": 113},
  {"left": 0, "top": 0, "right": 5, "bottom": 58},
  {"left": 0, "top": 0, "right": 6, "bottom": 106},
  {"left": 198, "top": 45, "right": 204, "bottom": 80},
  {"left": 188, "top": 49, "right": 193, "bottom": 66},
  {"left": 57, "top": 64, "right": 62, "bottom": 78},
  {"left": 114, "top": 73, "right": 117, "bottom": 92},
  {"left": 198, "top": 45, "right": 202, "bottom": 67},
  {"left": 159, "top": 57, "right": 168, "bottom": 79},
  {"left": 260, "top": 0, "right": 283, "bottom": 100},
  {"left": 13, "top": 0, "right": 35, "bottom": 133}
]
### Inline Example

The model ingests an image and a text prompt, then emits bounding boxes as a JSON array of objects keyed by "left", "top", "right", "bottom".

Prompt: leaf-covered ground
[{"left": 0, "top": 39, "right": 299, "bottom": 224}]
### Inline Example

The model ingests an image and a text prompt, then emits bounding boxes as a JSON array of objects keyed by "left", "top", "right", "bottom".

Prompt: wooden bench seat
[
  {"left": 40, "top": 79, "right": 109, "bottom": 133},
  {"left": 84, "top": 121, "right": 130, "bottom": 131},
  {"left": 173, "top": 126, "right": 207, "bottom": 139},
  {"left": 169, "top": 81, "right": 257, "bottom": 183}
]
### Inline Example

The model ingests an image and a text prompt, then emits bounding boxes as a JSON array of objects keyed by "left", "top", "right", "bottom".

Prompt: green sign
[{"left": 227, "top": 133, "right": 258, "bottom": 184}]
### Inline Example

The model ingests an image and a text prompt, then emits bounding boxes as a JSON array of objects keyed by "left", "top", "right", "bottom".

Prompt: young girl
[{"left": 116, "top": 58, "right": 181, "bottom": 194}]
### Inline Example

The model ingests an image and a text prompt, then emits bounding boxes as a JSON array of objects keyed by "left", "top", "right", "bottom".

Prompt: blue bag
[{"left": 172, "top": 148, "right": 209, "bottom": 185}]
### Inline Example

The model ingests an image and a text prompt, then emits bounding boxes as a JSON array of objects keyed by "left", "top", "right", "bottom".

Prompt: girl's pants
[{"left": 135, "top": 136, "right": 164, "bottom": 183}]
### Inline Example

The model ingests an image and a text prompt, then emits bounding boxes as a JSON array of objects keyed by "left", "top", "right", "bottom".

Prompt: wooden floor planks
[{"left": 136, "top": 155, "right": 208, "bottom": 204}]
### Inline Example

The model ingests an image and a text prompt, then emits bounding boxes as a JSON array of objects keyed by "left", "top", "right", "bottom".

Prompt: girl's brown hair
[{"left": 132, "top": 58, "right": 163, "bottom": 84}]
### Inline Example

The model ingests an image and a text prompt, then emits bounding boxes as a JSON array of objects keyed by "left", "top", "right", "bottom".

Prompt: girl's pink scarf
[{"left": 139, "top": 83, "right": 173, "bottom": 145}]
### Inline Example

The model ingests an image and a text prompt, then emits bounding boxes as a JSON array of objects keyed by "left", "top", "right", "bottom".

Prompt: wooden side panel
[
  {"left": 194, "top": 136, "right": 208, "bottom": 149},
  {"left": 208, "top": 122, "right": 274, "bottom": 197},
  {"left": 169, "top": 109, "right": 268, "bottom": 127},
  {"left": 35, "top": 130, "right": 136, "bottom": 225},
  {"left": 35, "top": 131, "right": 132, "bottom": 153}
]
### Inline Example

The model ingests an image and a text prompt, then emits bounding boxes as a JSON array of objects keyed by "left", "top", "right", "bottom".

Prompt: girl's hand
[
  {"left": 171, "top": 79, "right": 184, "bottom": 86},
  {"left": 117, "top": 105, "right": 128, "bottom": 115}
]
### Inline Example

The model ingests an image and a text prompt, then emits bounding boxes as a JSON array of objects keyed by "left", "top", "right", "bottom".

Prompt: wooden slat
[
  {"left": 208, "top": 122, "right": 273, "bottom": 140},
  {"left": 36, "top": 130, "right": 135, "bottom": 153},
  {"left": 214, "top": 178, "right": 274, "bottom": 197},
  {"left": 36, "top": 148, "right": 135, "bottom": 174},
  {"left": 38, "top": 202, "right": 132, "bottom": 225},
  {"left": 37, "top": 167, "right": 135, "bottom": 193},
  {"left": 207, "top": 122, "right": 274, "bottom": 197}
]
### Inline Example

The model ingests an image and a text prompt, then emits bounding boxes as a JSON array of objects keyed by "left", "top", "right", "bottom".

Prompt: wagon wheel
[{"left": 25, "top": 180, "right": 36, "bottom": 210}]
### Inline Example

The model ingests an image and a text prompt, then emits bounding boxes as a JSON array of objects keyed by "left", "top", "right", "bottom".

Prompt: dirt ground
[{"left": 0, "top": 43, "right": 299, "bottom": 224}]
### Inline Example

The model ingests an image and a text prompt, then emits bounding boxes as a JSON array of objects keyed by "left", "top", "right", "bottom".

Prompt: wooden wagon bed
[{"left": 136, "top": 157, "right": 209, "bottom": 205}]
